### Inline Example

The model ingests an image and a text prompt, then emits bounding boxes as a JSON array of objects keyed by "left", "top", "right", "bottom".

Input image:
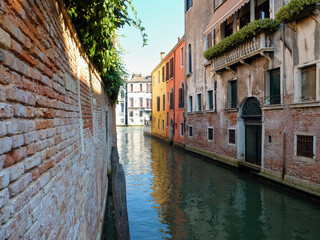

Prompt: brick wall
[{"left": 0, "top": 0, "right": 116, "bottom": 239}]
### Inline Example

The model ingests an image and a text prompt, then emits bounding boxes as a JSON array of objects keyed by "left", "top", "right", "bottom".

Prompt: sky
[{"left": 119, "top": 0, "right": 185, "bottom": 77}]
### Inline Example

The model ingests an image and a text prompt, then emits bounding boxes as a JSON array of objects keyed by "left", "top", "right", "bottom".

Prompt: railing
[{"left": 214, "top": 33, "right": 272, "bottom": 70}]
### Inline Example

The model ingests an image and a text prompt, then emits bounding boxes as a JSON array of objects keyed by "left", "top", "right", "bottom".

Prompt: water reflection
[{"left": 117, "top": 127, "right": 320, "bottom": 240}]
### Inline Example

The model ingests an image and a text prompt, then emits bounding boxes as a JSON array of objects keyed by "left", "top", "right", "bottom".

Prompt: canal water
[{"left": 117, "top": 127, "right": 320, "bottom": 240}]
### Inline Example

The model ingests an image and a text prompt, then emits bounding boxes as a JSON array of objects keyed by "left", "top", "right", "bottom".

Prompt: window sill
[
  {"left": 290, "top": 101, "right": 320, "bottom": 108},
  {"left": 187, "top": 112, "right": 194, "bottom": 115},
  {"left": 261, "top": 104, "right": 284, "bottom": 110},
  {"left": 205, "top": 109, "right": 215, "bottom": 113},
  {"left": 225, "top": 108, "right": 238, "bottom": 113},
  {"left": 195, "top": 111, "right": 203, "bottom": 114},
  {"left": 293, "top": 155, "right": 315, "bottom": 164}
]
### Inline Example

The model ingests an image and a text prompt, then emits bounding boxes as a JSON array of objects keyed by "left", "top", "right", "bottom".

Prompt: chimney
[{"left": 160, "top": 52, "right": 165, "bottom": 61}]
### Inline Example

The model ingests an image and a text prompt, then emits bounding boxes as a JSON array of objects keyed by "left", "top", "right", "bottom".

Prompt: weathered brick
[
  {"left": 0, "top": 65, "right": 11, "bottom": 85},
  {"left": 24, "top": 153, "right": 41, "bottom": 171},
  {"left": 6, "top": 87, "right": 35, "bottom": 106},
  {"left": 8, "top": 172, "right": 32, "bottom": 197},
  {"left": 0, "top": 103, "right": 13, "bottom": 118},
  {"left": 0, "top": 137, "right": 13, "bottom": 155},
  {"left": 6, "top": 120, "right": 28, "bottom": 134},
  {"left": 12, "top": 134, "right": 24, "bottom": 148},
  {"left": 24, "top": 131, "right": 40, "bottom": 145},
  {"left": 0, "top": 155, "right": 5, "bottom": 170},
  {"left": 0, "top": 121, "right": 7, "bottom": 137},
  {"left": 0, "top": 188, "right": 9, "bottom": 209},
  {"left": 0, "top": 27, "right": 11, "bottom": 49},
  {"left": 0, "top": 169, "right": 9, "bottom": 189},
  {"left": 0, "top": 85, "right": 6, "bottom": 101},
  {"left": 7, "top": 162, "right": 24, "bottom": 181},
  {"left": 38, "top": 159, "right": 54, "bottom": 175},
  {"left": 0, "top": 49, "right": 4, "bottom": 62}
]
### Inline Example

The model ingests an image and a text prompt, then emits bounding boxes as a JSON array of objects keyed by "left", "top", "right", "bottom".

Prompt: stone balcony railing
[{"left": 213, "top": 33, "right": 275, "bottom": 71}]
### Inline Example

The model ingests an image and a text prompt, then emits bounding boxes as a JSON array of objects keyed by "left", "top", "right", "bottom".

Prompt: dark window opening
[
  {"left": 297, "top": 135, "right": 314, "bottom": 158},
  {"left": 189, "top": 126, "right": 193, "bottom": 137},
  {"left": 163, "top": 94, "right": 165, "bottom": 111},
  {"left": 229, "top": 130, "right": 236, "bottom": 144},
  {"left": 269, "top": 68, "right": 281, "bottom": 105},
  {"left": 157, "top": 97, "right": 160, "bottom": 111},
  {"left": 208, "top": 128, "right": 214, "bottom": 140},
  {"left": 301, "top": 65, "right": 316, "bottom": 102}
]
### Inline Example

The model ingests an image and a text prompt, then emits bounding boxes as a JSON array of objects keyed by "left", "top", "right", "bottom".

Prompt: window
[
  {"left": 158, "top": 119, "right": 160, "bottom": 129},
  {"left": 162, "top": 66, "right": 165, "bottom": 82},
  {"left": 188, "top": 126, "right": 193, "bottom": 137},
  {"left": 157, "top": 97, "right": 160, "bottom": 111},
  {"left": 158, "top": 71, "right": 160, "bottom": 84},
  {"left": 185, "top": 0, "right": 193, "bottom": 12},
  {"left": 140, "top": 84, "right": 142, "bottom": 92},
  {"left": 256, "top": 1, "right": 270, "bottom": 20},
  {"left": 170, "top": 57, "right": 174, "bottom": 78},
  {"left": 140, "top": 98, "right": 143, "bottom": 108},
  {"left": 196, "top": 93, "right": 202, "bottom": 111},
  {"left": 121, "top": 91, "right": 124, "bottom": 98},
  {"left": 163, "top": 94, "right": 165, "bottom": 111},
  {"left": 228, "top": 80, "right": 237, "bottom": 109},
  {"left": 166, "top": 62, "right": 169, "bottom": 81},
  {"left": 170, "top": 89, "right": 174, "bottom": 110},
  {"left": 130, "top": 84, "right": 133, "bottom": 92},
  {"left": 166, "top": 113, "right": 169, "bottom": 127},
  {"left": 205, "top": 33, "right": 212, "bottom": 50},
  {"left": 167, "top": 92, "right": 169, "bottom": 102},
  {"left": 187, "top": 44, "right": 192, "bottom": 74},
  {"left": 296, "top": 135, "right": 315, "bottom": 159},
  {"left": 208, "top": 127, "right": 214, "bottom": 141},
  {"left": 162, "top": 120, "right": 164, "bottom": 131},
  {"left": 266, "top": 68, "right": 281, "bottom": 105},
  {"left": 180, "top": 47, "right": 184, "bottom": 67},
  {"left": 207, "top": 90, "right": 214, "bottom": 110},
  {"left": 180, "top": 123, "right": 184, "bottom": 136},
  {"left": 129, "top": 111, "right": 133, "bottom": 117},
  {"left": 130, "top": 98, "right": 133, "bottom": 108},
  {"left": 301, "top": 65, "right": 316, "bottom": 102},
  {"left": 188, "top": 96, "right": 193, "bottom": 112},
  {"left": 139, "top": 111, "right": 143, "bottom": 117},
  {"left": 224, "top": 20, "right": 233, "bottom": 38},
  {"left": 121, "top": 102, "right": 124, "bottom": 112},
  {"left": 229, "top": 129, "right": 236, "bottom": 144},
  {"left": 179, "top": 83, "right": 184, "bottom": 108}
]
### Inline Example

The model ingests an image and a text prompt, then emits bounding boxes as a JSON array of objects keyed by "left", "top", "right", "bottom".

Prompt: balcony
[{"left": 213, "top": 33, "right": 275, "bottom": 72}]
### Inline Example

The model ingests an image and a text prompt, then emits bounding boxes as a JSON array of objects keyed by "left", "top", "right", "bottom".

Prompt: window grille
[{"left": 297, "top": 135, "right": 314, "bottom": 158}]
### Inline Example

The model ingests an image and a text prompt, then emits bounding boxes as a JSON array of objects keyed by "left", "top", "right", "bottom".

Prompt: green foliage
[
  {"left": 63, "top": 0, "right": 147, "bottom": 103},
  {"left": 204, "top": 19, "right": 280, "bottom": 60},
  {"left": 275, "top": 0, "right": 320, "bottom": 24}
]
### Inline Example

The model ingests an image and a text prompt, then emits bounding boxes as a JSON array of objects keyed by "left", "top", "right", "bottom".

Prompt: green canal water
[{"left": 117, "top": 127, "right": 320, "bottom": 240}]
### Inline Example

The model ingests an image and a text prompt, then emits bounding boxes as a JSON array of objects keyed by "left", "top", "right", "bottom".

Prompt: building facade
[
  {"left": 185, "top": 0, "right": 320, "bottom": 196},
  {"left": 116, "top": 85, "right": 127, "bottom": 126},
  {"left": 152, "top": 38, "right": 186, "bottom": 145},
  {"left": 127, "top": 74, "right": 152, "bottom": 126}
]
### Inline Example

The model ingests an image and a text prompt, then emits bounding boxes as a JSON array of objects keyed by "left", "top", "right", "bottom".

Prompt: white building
[
  {"left": 127, "top": 74, "right": 152, "bottom": 126},
  {"left": 116, "top": 85, "right": 127, "bottom": 126}
]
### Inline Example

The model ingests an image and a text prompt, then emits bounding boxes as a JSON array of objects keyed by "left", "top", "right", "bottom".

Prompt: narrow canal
[{"left": 117, "top": 127, "right": 320, "bottom": 240}]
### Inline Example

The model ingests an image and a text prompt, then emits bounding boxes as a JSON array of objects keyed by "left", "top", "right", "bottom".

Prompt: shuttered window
[
  {"left": 170, "top": 58, "right": 174, "bottom": 78},
  {"left": 166, "top": 62, "right": 169, "bottom": 81},
  {"left": 163, "top": 94, "right": 165, "bottom": 111},
  {"left": 179, "top": 83, "right": 185, "bottom": 108}
]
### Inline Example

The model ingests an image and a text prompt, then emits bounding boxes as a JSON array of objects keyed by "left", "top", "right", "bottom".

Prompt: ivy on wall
[
  {"left": 204, "top": 19, "right": 280, "bottom": 61},
  {"left": 275, "top": 0, "right": 320, "bottom": 24},
  {"left": 63, "top": 0, "right": 147, "bottom": 103}
]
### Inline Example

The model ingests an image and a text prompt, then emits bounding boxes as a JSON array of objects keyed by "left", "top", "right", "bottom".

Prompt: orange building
[{"left": 164, "top": 37, "right": 185, "bottom": 145}]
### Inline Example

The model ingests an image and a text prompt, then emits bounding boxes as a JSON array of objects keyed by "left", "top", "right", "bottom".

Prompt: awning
[{"left": 204, "top": 0, "right": 250, "bottom": 34}]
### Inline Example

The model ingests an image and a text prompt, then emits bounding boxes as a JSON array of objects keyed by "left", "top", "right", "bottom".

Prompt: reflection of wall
[{"left": 0, "top": 2, "right": 115, "bottom": 239}]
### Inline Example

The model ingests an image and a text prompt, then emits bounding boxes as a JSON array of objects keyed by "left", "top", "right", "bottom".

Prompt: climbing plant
[
  {"left": 275, "top": 0, "right": 320, "bottom": 24},
  {"left": 204, "top": 19, "right": 279, "bottom": 60},
  {"left": 63, "top": 0, "right": 147, "bottom": 103}
]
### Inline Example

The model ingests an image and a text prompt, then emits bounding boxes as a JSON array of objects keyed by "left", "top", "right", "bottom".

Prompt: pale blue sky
[{"left": 119, "top": 0, "right": 185, "bottom": 77}]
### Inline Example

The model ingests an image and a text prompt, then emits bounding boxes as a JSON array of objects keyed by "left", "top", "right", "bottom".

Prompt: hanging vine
[{"left": 63, "top": 0, "right": 147, "bottom": 103}]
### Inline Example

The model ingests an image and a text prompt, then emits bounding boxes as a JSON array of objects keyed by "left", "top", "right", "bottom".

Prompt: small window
[
  {"left": 180, "top": 47, "right": 184, "bottom": 67},
  {"left": 205, "top": 33, "right": 212, "bottom": 50},
  {"left": 229, "top": 129, "right": 236, "bottom": 144},
  {"left": 188, "top": 96, "right": 193, "bottom": 112},
  {"left": 170, "top": 89, "right": 174, "bottom": 110},
  {"left": 166, "top": 113, "right": 169, "bottom": 127},
  {"left": 170, "top": 58, "right": 174, "bottom": 78},
  {"left": 162, "top": 66, "right": 165, "bottom": 82},
  {"left": 121, "top": 103, "right": 124, "bottom": 112},
  {"left": 162, "top": 120, "right": 164, "bottom": 131},
  {"left": 130, "top": 84, "right": 133, "bottom": 92},
  {"left": 139, "top": 111, "right": 143, "bottom": 117},
  {"left": 157, "top": 97, "right": 160, "bottom": 111},
  {"left": 187, "top": 44, "right": 192, "bottom": 74},
  {"left": 167, "top": 92, "right": 169, "bottom": 102},
  {"left": 130, "top": 98, "right": 133, "bottom": 108},
  {"left": 207, "top": 90, "right": 214, "bottom": 110},
  {"left": 129, "top": 111, "right": 133, "bottom": 117},
  {"left": 158, "top": 119, "right": 160, "bottom": 129},
  {"left": 140, "top": 84, "right": 142, "bottom": 92},
  {"left": 196, "top": 93, "right": 202, "bottom": 111},
  {"left": 228, "top": 80, "right": 237, "bottom": 109},
  {"left": 297, "top": 135, "right": 314, "bottom": 158},
  {"left": 208, "top": 127, "right": 214, "bottom": 141},
  {"left": 214, "top": 0, "right": 225, "bottom": 10},
  {"left": 180, "top": 123, "right": 184, "bottom": 136},
  {"left": 179, "top": 83, "right": 185, "bottom": 108},
  {"left": 185, "top": 0, "right": 193, "bottom": 12},
  {"left": 158, "top": 71, "right": 160, "bottom": 84},
  {"left": 189, "top": 126, "right": 193, "bottom": 137},
  {"left": 163, "top": 94, "right": 165, "bottom": 111},
  {"left": 140, "top": 98, "right": 143, "bottom": 108}
]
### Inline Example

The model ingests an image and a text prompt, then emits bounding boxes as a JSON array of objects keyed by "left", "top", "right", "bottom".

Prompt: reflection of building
[
  {"left": 184, "top": 0, "right": 320, "bottom": 196},
  {"left": 127, "top": 74, "right": 152, "bottom": 126},
  {"left": 116, "top": 84, "right": 127, "bottom": 126}
]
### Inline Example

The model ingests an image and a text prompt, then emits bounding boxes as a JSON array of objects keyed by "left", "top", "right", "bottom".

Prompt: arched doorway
[
  {"left": 241, "top": 98, "right": 262, "bottom": 166},
  {"left": 169, "top": 118, "right": 174, "bottom": 144}
]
